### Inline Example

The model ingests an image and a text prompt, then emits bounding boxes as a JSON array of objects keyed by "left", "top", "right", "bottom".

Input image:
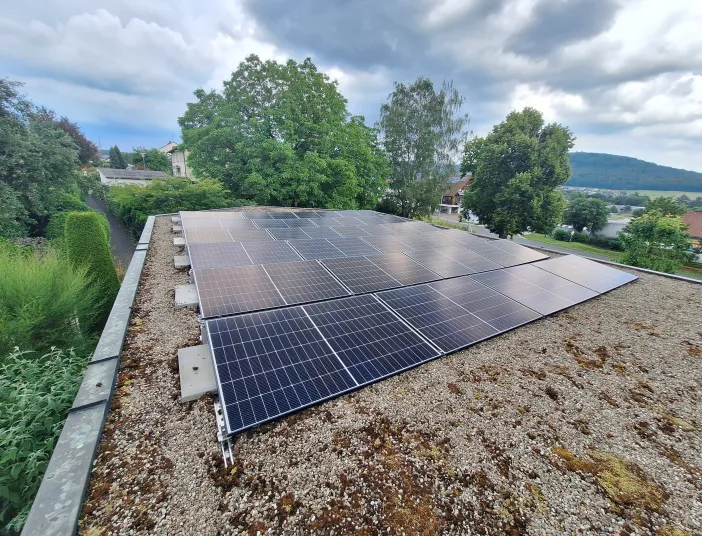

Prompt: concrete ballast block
[
  {"left": 173, "top": 237, "right": 186, "bottom": 246},
  {"left": 174, "top": 254, "right": 190, "bottom": 269},
  {"left": 178, "top": 345, "right": 217, "bottom": 403},
  {"left": 173, "top": 225, "right": 183, "bottom": 233},
  {"left": 175, "top": 284, "right": 198, "bottom": 308}
]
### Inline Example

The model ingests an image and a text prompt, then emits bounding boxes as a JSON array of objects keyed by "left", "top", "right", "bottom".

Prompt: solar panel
[
  {"left": 376, "top": 284, "right": 499, "bottom": 353},
  {"left": 253, "top": 219, "right": 290, "bottom": 228},
  {"left": 193, "top": 265, "right": 286, "bottom": 318},
  {"left": 293, "top": 212, "right": 322, "bottom": 218},
  {"left": 241, "top": 241, "right": 302, "bottom": 265},
  {"left": 463, "top": 240, "right": 547, "bottom": 267},
  {"left": 330, "top": 226, "right": 372, "bottom": 237},
  {"left": 300, "top": 227, "right": 342, "bottom": 239},
  {"left": 268, "top": 212, "right": 299, "bottom": 219},
  {"left": 288, "top": 239, "right": 345, "bottom": 260},
  {"left": 325, "top": 237, "right": 381, "bottom": 257},
  {"left": 284, "top": 219, "right": 319, "bottom": 228},
  {"left": 207, "top": 307, "right": 358, "bottom": 434},
  {"left": 184, "top": 229, "right": 234, "bottom": 244},
  {"left": 262, "top": 260, "right": 351, "bottom": 304},
  {"left": 180, "top": 211, "right": 215, "bottom": 219},
  {"left": 428, "top": 277, "right": 541, "bottom": 331},
  {"left": 321, "top": 257, "right": 400, "bottom": 294},
  {"left": 392, "top": 235, "right": 437, "bottom": 250},
  {"left": 402, "top": 248, "right": 479, "bottom": 278},
  {"left": 420, "top": 230, "right": 464, "bottom": 247},
  {"left": 471, "top": 265, "right": 597, "bottom": 315},
  {"left": 360, "top": 235, "right": 415, "bottom": 253},
  {"left": 217, "top": 220, "right": 260, "bottom": 230},
  {"left": 441, "top": 229, "right": 487, "bottom": 246},
  {"left": 315, "top": 211, "right": 341, "bottom": 218},
  {"left": 181, "top": 218, "right": 226, "bottom": 230},
  {"left": 432, "top": 246, "right": 504, "bottom": 273},
  {"left": 367, "top": 253, "right": 441, "bottom": 286},
  {"left": 213, "top": 212, "right": 246, "bottom": 220},
  {"left": 243, "top": 212, "right": 273, "bottom": 219},
  {"left": 188, "top": 242, "right": 253, "bottom": 270},
  {"left": 532, "top": 255, "right": 638, "bottom": 293},
  {"left": 227, "top": 229, "right": 275, "bottom": 242},
  {"left": 303, "top": 295, "right": 441, "bottom": 384},
  {"left": 266, "top": 228, "right": 313, "bottom": 240}
]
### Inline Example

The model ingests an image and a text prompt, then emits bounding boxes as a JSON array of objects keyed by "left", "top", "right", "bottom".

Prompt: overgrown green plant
[
  {"left": 107, "top": 178, "right": 245, "bottom": 237},
  {"left": 45, "top": 211, "right": 109, "bottom": 242},
  {"left": 0, "top": 247, "right": 100, "bottom": 356},
  {"left": 64, "top": 212, "right": 120, "bottom": 326},
  {"left": 0, "top": 347, "right": 87, "bottom": 535}
]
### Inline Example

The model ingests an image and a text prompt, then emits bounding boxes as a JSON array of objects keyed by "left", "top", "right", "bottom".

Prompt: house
[
  {"left": 683, "top": 211, "right": 702, "bottom": 248},
  {"left": 438, "top": 173, "right": 471, "bottom": 214},
  {"left": 97, "top": 167, "right": 169, "bottom": 186},
  {"left": 160, "top": 142, "right": 193, "bottom": 179}
]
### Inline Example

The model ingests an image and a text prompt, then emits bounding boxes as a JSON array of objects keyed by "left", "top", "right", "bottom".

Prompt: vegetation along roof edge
[{"left": 20, "top": 216, "right": 155, "bottom": 536}]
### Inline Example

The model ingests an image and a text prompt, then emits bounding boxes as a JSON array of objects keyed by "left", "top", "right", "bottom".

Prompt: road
[{"left": 86, "top": 195, "right": 135, "bottom": 269}]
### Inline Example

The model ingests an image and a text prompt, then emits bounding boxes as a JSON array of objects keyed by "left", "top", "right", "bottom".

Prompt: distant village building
[
  {"left": 438, "top": 173, "right": 471, "bottom": 214},
  {"left": 683, "top": 212, "right": 702, "bottom": 248},
  {"left": 159, "top": 141, "right": 193, "bottom": 179},
  {"left": 97, "top": 167, "right": 169, "bottom": 187}
]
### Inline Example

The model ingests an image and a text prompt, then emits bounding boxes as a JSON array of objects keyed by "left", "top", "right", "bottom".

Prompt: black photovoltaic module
[
  {"left": 463, "top": 240, "right": 548, "bottom": 267},
  {"left": 188, "top": 242, "right": 252, "bottom": 270},
  {"left": 321, "top": 256, "right": 400, "bottom": 294},
  {"left": 262, "top": 260, "right": 351, "bottom": 305},
  {"left": 288, "top": 239, "right": 346, "bottom": 260},
  {"left": 532, "top": 255, "right": 638, "bottom": 293},
  {"left": 242, "top": 241, "right": 302, "bottom": 265}
]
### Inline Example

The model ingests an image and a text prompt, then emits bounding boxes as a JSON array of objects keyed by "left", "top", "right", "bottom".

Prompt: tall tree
[
  {"left": 179, "top": 55, "right": 389, "bottom": 209},
  {"left": 377, "top": 77, "right": 469, "bottom": 218},
  {"left": 0, "top": 79, "right": 79, "bottom": 237},
  {"left": 461, "top": 107, "right": 574, "bottom": 238},
  {"left": 619, "top": 211, "right": 693, "bottom": 273},
  {"left": 644, "top": 196, "right": 687, "bottom": 216},
  {"left": 132, "top": 147, "right": 171, "bottom": 173},
  {"left": 563, "top": 197, "right": 610, "bottom": 235},
  {"left": 34, "top": 107, "right": 99, "bottom": 164},
  {"left": 108, "top": 145, "right": 127, "bottom": 169}
]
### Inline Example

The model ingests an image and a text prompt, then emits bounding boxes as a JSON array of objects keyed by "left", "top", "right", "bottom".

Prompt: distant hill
[{"left": 567, "top": 152, "right": 702, "bottom": 192}]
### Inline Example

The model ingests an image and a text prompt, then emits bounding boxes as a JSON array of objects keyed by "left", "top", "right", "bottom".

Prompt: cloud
[{"left": 1, "top": 0, "right": 702, "bottom": 171}]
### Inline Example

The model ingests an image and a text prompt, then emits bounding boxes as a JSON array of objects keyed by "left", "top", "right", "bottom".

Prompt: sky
[{"left": 2, "top": 0, "right": 701, "bottom": 171}]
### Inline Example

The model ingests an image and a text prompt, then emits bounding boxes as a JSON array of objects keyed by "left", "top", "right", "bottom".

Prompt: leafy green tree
[
  {"left": 676, "top": 194, "right": 692, "bottom": 208},
  {"left": 623, "top": 205, "right": 632, "bottom": 213},
  {"left": 132, "top": 147, "right": 171, "bottom": 173},
  {"left": 64, "top": 212, "right": 120, "bottom": 326},
  {"left": 563, "top": 197, "right": 610, "bottom": 235},
  {"left": 180, "top": 55, "right": 389, "bottom": 209},
  {"left": 644, "top": 196, "right": 686, "bottom": 216},
  {"left": 0, "top": 79, "right": 80, "bottom": 237},
  {"left": 377, "top": 77, "right": 469, "bottom": 218},
  {"left": 608, "top": 205, "right": 618, "bottom": 213},
  {"left": 619, "top": 211, "right": 693, "bottom": 273},
  {"left": 108, "top": 145, "right": 127, "bottom": 169},
  {"left": 461, "top": 107, "right": 574, "bottom": 238},
  {"left": 34, "top": 107, "right": 99, "bottom": 164}
]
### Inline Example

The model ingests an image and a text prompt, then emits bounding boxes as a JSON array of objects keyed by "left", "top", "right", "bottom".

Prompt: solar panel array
[{"left": 178, "top": 210, "right": 638, "bottom": 435}]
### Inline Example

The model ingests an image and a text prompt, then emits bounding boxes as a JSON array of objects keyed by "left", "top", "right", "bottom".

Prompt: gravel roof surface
[{"left": 79, "top": 212, "right": 702, "bottom": 536}]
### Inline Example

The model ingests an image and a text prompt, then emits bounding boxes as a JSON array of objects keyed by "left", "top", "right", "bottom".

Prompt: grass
[{"left": 523, "top": 233, "right": 702, "bottom": 280}]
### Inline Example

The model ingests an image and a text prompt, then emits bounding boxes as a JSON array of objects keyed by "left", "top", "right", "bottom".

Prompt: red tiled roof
[{"left": 683, "top": 212, "right": 702, "bottom": 238}]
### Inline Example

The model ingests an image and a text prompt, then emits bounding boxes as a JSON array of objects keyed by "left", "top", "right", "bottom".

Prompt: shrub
[
  {"left": 64, "top": 212, "right": 120, "bottom": 326},
  {"left": 106, "top": 178, "right": 245, "bottom": 238},
  {"left": 552, "top": 228, "right": 571, "bottom": 241},
  {"left": 0, "top": 347, "right": 87, "bottom": 534},
  {"left": 0, "top": 248, "right": 101, "bottom": 357},
  {"left": 45, "top": 211, "right": 109, "bottom": 242},
  {"left": 0, "top": 183, "right": 30, "bottom": 239}
]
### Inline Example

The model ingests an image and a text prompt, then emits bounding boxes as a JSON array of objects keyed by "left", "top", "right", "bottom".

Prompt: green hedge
[
  {"left": 64, "top": 212, "right": 120, "bottom": 327},
  {"left": 45, "top": 211, "right": 109, "bottom": 242},
  {"left": 0, "top": 247, "right": 100, "bottom": 357},
  {"left": 551, "top": 228, "right": 623, "bottom": 251},
  {"left": 0, "top": 347, "right": 87, "bottom": 535},
  {"left": 107, "top": 178, "right": 249, "bottom": 238}
]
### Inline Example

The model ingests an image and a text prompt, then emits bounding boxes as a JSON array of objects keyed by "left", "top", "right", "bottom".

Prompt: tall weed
[
  {"left": 0, "top": 248, "right": 101, "bottom": 356},
  {"left": 0, "top": 348, "right": 87, "bottom": 535}
]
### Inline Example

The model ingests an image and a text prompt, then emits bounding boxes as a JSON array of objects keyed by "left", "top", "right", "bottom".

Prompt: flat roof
[{"left": 78, "top": 209, "right": 702, "bottom": 535}]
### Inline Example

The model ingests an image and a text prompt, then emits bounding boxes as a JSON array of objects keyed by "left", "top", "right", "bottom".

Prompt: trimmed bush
[
  {"left": 106, "top": 178, "right": 247, "bottom": 238},
  {"left": 46, "top": 211, "right": 109, "bottom": 242},
  {"left": 64, "top": 212, "right": 120, "bottom": 326},
  {"left": 0, "top": 347, "right": 87, "bottom": 534},
  {"left": 0, "top": 248, "right": 100, "bottom": 357},
  {"left": 552, "top": 228, "right": 571, "bottom": 241}
]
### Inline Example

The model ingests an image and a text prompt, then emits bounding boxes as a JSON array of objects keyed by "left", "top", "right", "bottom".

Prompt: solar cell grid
[
  {"left": 360, "top": 235, "right": 413, "bottom": 253},
  {"left": 303, "top": 295, "right": 441, "bottom": 385},
  {"left": 187, "top": 242, "right": 253, "bottom": 270},
  {"left": 329, "top": 225, "right": 372, "bottom": 237},
  {"left": 180, "top": 211, "right": 216, "bottom": 219},
  {"left": 194, "top": 265, "right": 286, "bottom": 318},
  {"left": 463, "top": 240, "right": 547, "bottom": 267},
  {"left": 181, "top": 218, "right": 226, "bottom": 230},
  {"left": 208, "top": 307, "right": 357, "bottom": 433},
  {"left": 392, "top": 235, "right": 437, "bottom": 250},
  {"left": 252, "top": 219, "right": 290, "bottom": 228},
  {"left": 268, "top": 212, "right": 299, "bottom": 219},
  {"left": 266, "top": 228, "right": 312, "bottom": 240},
  {"left": 184, "top": 228, "right": 234, "bottom": 244},
  {"left": 263, "top": 260, "right": 351, "bottom": 304},
  {"left": 227, "top": 229, "right": 275, "bottom": 242},
  {"left": 433, "top": 246, "right": 504, "bottom": 273},
  {"left": 293, "top": 212, "right": 322, "bottom": 218},
  {"left": 288, "top": 239, "right": 346, "bottom": 260},
  {"left": 213, "top": 211, "right": 246, "bottom": 219},
  {"left": 488, "top": 240, "right": 550, "bottom": 262},
  {"left": 402, "top": 248, "right": 477, "bottom": 278},
  {"left": 300, "top": 227, "right": 342, "bottom": 239},
  {"left": 243, "top": 212, "right": 273, "bottom": 219},
  {"left": 321, "top": 257, "right": 400, "bottom": 294},
  {"left": 376, "top": 284, "right": 499, "bottom": 353},
  {"left": 217, "top": 220, "right": 260, "bottom": 230},
  {"left": 241, "top": 241, "right": 302, "bottom": 265},
  {"left": 367, "top": 253, "right": 441, "bottom": 286},
  {"left": 284, "top": 219, "right": 319, "bottom": 228},
  {"left": 325, "top": 237, "right": 381, "bottom": 257},
  {"left": 532, "top": 255, "right": 638, "bottom": 293}
]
